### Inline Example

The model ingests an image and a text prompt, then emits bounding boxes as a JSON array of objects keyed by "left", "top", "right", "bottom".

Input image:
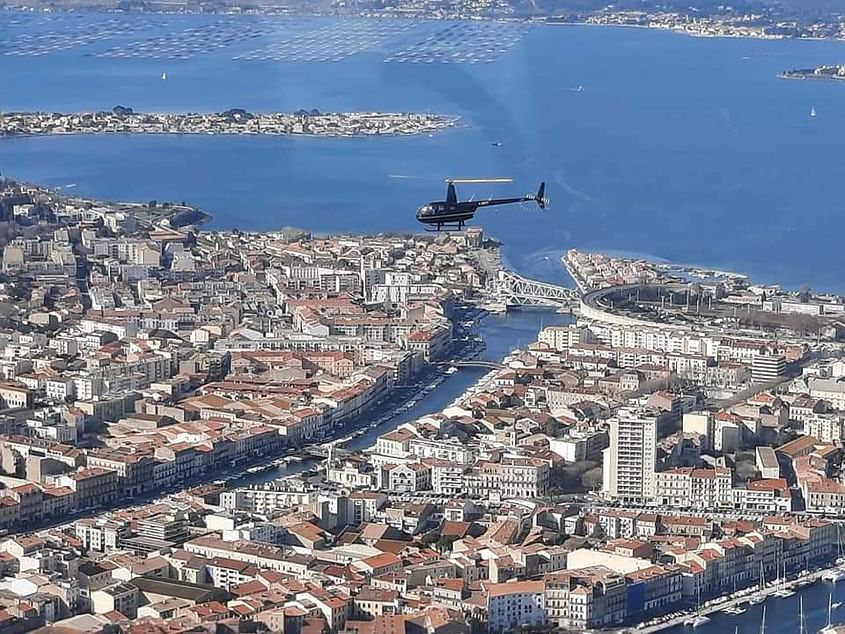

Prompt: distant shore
[
  {"left": 779, "top": 65, "right": 845, "bottom": 81},
  {"left": 0, "top": 108, "right": 460, "bottom": 139}
]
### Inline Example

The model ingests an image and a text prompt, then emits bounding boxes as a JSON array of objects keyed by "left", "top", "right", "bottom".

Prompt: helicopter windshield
[{"left": 417, "top": 204, "right": 437, "bottom": 217}]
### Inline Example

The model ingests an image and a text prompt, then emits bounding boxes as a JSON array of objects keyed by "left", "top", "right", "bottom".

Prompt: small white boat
[
  {"left": 822, "top": 568, "right": 845, "bottom": 583},
  {"left": 684, "top": 615, "right": 711, "bottom": 628},
  {"left": 748, "top": 595, "right": 765, "bottom": 605},
  {"left": 161, "top": 72, "right": 167, "bottom": 80},
  {"left": 811, "top": 106, "right": 817, "bottom": 118}
]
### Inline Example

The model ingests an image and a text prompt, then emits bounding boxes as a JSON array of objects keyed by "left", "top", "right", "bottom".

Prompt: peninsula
[
  {"left": 0, "top": 107, "right": 459, "bottom": 138},
  {"left": 780, "top": 64, "right": 845, "bottom": 81}
]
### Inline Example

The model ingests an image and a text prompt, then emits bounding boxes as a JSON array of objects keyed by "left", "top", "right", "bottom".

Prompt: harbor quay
[{"left": 1, "top": 180, "right": 845, "bottom": 632}]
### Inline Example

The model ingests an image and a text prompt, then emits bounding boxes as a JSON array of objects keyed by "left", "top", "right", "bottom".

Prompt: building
[
  {"left": 655, "top": 467, "right": 732, "bottom": 510},
  {"left": 804, "top": 479, "right": 845, "bottom": 513},
  {"left": 486, "top": 580, "right": 546, "bottom": 634},
  {"left": 545, "top": 567, "right": 626, "bottom": 630},
  {"left": 751, "top": 355, "right": 786, "bottom": 384},
  {"left": 602, "top": 410, "right": 657, "bottom": 504},
  {"left": 463, "top": 458, "right": 549, "bottom": 500},
  {"left": 755, "top": 447, "right": 780, "bottom": 480}
]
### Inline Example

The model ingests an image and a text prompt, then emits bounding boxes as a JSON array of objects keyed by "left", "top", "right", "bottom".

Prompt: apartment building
[
  {"left": 463, "top": 458, "right": 550, "bottom": 500},
  {"left": 486, "top": 580, "right": 546, "bottom": 634},
  {"left": 655, "top": 467, "right": 732, "bottom": 510},
  {"left": 602, "top": 410, "right": 657, "bottom": 504}
]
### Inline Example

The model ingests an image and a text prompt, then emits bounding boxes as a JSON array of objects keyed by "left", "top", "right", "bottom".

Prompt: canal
[{"left": 227, "top": 309, "right": 571, "bottom": 487}]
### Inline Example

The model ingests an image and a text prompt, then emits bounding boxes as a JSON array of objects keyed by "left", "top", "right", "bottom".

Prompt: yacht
[
  {"left": 811, "top": 106, "right": 817, "bottom": 118},
  {"left": 822, "top": 568, "right": 845, "bottom": 583},
  {"left": 684, "top": 615, "right": 711, "bottom": 628},
  {"left": 161, "top": 72, "right": 167, "bottom": 80}
]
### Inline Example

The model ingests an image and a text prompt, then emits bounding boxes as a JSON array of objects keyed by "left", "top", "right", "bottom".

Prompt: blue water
[
  {"left": 1, "top": 13, "right": 845, "bottom": 290},
  {"left": 666, "top": 582, "right": 845, "bottom": 633}
]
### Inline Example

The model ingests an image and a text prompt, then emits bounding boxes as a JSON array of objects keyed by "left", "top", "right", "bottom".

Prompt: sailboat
[
  {"left": 749, "top": 561, "right": 767, "bottom": 605},
  {"left": 773, "top": 561, "right": 795, "bottom": 598},
  {"left": 800, "top": 596, "right": 807, "bottom": 634},
  {"left": 161, "top": 72, "right": 167, "bottom": 80},
  {"left": 820, "top": 593, "right": 838, "bottom": 634},
  {"left": 684, "top": 588, "right": 711, "bottom": 628},
  {"left": 811, "top": 106, "right": 817, "bottom": 118}
]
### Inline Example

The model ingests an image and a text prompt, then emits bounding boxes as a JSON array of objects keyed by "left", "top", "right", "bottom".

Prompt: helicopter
[{"left": 416, "top": 178, "right": 547, "bottom": 231}]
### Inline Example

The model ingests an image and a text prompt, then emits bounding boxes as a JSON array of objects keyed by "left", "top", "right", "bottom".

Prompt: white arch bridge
[{"left": 493, "top": 270, "right": 580, "bottom": 308}]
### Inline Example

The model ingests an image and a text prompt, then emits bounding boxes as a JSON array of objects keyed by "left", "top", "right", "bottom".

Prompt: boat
[
  {"left": 799, "top": 596, "right": 808, "bottom": 634},
  {"left": 571, "top": 85, "right": 584, "bottom": 92},
  {"left": 161, "top": 72, "right": 167, "bottom": 80},
  {"left": 723, "top": 605, "right": 746, "bottom": 615},
  {"left": 684, "top": 615, "right": 711, "bottom": 628},
  {"left": 823, "top": 568, "right": 845, "bottom": 583},
  {"left": 811, "top": 106, "right": 817, "bottom": 118},
  {"left": 773, "top": 561, "right": 795, "bottom": 598},
  {"left": 834, "top": 601, "right": 842, "bottom": 610},
  {"left": 491, "top": 141, "right": 504, "bottom": 147},
  {"left": 821, "top": 593, "right": 838, "bottom": 634},
  {"left": 246, "top": 466, "right": 263, "bottom": 474},
  {"left": 684, "top": 589, "right": 710, "bottom": 628}
]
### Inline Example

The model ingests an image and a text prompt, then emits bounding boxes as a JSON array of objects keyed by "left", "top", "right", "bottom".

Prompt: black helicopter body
[{"left": 416, "top": 179, "right": 547, "bottom": 231}]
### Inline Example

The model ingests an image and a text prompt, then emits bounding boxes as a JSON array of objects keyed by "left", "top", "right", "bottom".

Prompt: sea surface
[
  {"left": 1, "top": 12, "right": 845, "bottom": 290},
  {"left": 3, "top": 13, "right": 845, "bottom": 631}
]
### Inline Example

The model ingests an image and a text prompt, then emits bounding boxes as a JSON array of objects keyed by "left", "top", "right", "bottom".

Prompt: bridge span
[{"left": 493, "top": 269, "right": 580, "bottom": 309}]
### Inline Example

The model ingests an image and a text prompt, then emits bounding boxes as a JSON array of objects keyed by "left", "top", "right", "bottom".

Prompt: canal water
[
  {"left": 664, "top": 581, "right": 845, "bottom": 633},
  {"left": 227, "top": 309, "right": 572, "bottom": 487}
]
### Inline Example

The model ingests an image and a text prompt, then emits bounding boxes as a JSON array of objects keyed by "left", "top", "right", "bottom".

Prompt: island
[
  {"left": 0, "top": 107, "right": 460, "bottom": 138},
  {"left": 780, "top": 64, "right": 845, "bottom": 81}
]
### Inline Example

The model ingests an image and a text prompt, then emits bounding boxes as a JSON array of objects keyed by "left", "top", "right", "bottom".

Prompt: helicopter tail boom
[{"left": 535, "top": 182, "right": 547, "bottom": 209}]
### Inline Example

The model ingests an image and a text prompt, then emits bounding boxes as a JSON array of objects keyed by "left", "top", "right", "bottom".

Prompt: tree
[
  {"left": 581, "top": 467, "right": 603, "bottom": 491},
  {"left": 436, "top": 534, "right": 458, "bottom": 554}
]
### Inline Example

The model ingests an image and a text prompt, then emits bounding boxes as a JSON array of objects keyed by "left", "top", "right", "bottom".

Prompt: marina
[{"left": 647, "top": 568, "right": 845, "bottom": 633}]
